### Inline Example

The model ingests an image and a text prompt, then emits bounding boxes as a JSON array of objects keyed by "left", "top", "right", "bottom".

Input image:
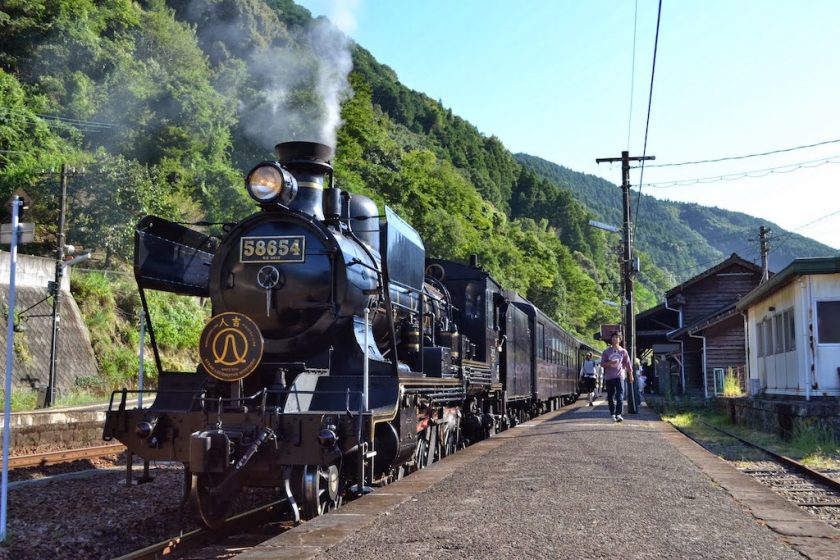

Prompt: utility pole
[
  {"left": 596, "top": 150, "right": 654, "bottom": 414},
  {"left": 759, "top": 226, "right": 770, "bottom": 284},
  {"left": 45, "top": 164, "right": 70, "bottom": 407}
]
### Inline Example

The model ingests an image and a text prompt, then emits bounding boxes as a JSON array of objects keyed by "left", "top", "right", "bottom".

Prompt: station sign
[{"left": 600, "top": 324, "right": 621, "bottom": 340}]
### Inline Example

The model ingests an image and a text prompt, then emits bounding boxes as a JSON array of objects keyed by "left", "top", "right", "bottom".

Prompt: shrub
[{"left": 722, "top": 367, "right": 743, "bottom": 397}]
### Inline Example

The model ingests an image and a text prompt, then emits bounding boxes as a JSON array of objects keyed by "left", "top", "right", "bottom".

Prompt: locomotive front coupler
[{"left": 191, "top": 426, "right": 276, "bottom": 498}]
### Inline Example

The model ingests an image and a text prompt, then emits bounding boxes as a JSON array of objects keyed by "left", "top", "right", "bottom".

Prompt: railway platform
[{"left": 233, "top": 400, "right": 840, "bottom": 560}]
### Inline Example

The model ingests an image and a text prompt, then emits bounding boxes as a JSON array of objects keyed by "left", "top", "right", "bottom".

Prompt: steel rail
[
  {"left": 699, "top": 420, "right": 840, "bottom": 491},
  {"left": 4, "top": 443, "right": 126, "bottom": 470},
  {"left": 113, "top": 499, "right": 289, "bottom": 560}
]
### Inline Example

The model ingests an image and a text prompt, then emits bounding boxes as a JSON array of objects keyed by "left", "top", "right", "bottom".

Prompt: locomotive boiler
[{"left": 104, "top": 141, "right": 590, "bottom": 528}]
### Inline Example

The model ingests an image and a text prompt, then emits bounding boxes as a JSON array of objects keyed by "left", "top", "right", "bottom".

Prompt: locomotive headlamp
[
  {"left": 136, "top": 419, "right": 157, "bottom": 439},
  {"left": 245, "top": 162, "right": 298, "bottom": 206},
  {"left": 317, "top": 427, "right": 338, "bottom": 449}
]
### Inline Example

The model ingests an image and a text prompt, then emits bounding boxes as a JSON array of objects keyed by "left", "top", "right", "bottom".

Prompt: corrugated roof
[{"left": 736, "top": 256, "right": 840, "bottom": 311}]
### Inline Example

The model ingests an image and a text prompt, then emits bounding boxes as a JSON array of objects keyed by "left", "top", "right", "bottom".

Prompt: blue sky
[{"left": 296, "top": 0, "right": 840, "bottom": 251}]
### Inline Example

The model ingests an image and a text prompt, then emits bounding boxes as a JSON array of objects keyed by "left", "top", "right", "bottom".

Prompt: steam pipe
[{"left": 363, "top": 307, "right": 370, "bottom": 412}]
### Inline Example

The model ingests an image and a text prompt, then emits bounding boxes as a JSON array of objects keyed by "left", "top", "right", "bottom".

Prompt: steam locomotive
[{"left": 103, "top": 141, "right": 594, "bottom": 528}]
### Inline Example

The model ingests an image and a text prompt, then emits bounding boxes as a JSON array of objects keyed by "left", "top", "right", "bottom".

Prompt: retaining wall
[
  {"left": 721, "top": 396, "right": 840, "bottom": 441},
  {"left": 0, "top": 405, "right": 107, "bottom": 451}
]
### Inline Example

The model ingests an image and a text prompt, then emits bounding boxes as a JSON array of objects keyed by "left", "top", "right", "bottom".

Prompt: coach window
[
  {"left": 464, "top": 283, "right": 481, "bottom": 321},
  {"left": 486, "top": 290, "right": 495, "bottom": 330},
  {"left": 537, "top": 323, "right": 545, "bottom": 359},
  {"left": 816, "top": 300, "right": 840, "bottom": 344}
]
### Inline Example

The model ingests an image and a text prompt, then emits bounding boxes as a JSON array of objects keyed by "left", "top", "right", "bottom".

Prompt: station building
[
  {"left": 736, "top": 256, "right": 840, "bottom": 399},
  {"left": 635, "top": 253, "right": 763, "bottom": 399}
]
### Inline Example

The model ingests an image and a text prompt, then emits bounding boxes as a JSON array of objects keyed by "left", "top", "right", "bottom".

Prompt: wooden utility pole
[
  {"left": 759, "top": 226, "right": 771, "bottom": 284},
  {"left": 595, "top": 151, "right": 654, "bottom": 414}
]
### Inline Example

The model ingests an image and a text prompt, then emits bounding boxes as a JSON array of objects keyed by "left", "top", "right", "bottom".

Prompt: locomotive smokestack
[{"left": 275, "top": 141, "right": 333, "bottom": 220}]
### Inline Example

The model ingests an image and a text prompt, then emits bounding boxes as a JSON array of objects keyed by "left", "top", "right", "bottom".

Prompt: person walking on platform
[
  {"left": 579, "top": 352, "right": 598, "bottom": 406},
  {"left": 600, "top": 332, "right": 634, "bottom": 422}
]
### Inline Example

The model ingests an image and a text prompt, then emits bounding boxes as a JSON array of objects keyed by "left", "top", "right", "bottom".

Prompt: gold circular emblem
[{"left": 199, "top": 312, "right": 263, "bottom": 381}]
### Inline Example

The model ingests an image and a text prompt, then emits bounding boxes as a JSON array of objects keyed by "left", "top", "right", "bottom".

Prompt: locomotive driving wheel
[
  {"left": 413, "top": 426, "right": 437, "bottom": 470},
  {"left": 301, "top": 464, "right": 342, "bottom": 520},
  {"left": 192, "top": 472, "right": 232, "bottom": 529}
]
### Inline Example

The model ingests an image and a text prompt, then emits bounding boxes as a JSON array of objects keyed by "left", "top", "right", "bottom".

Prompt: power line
[
  {"left": 34, "top": 112, "right": 117, "bottom": 130},
  {"left": 0, "top": 108, "right": 117, "bottom": 132},
  {"left": 625, "top": 0, "right": 639, "bottom": 151},
  {"left": 632, "top": 0, "right": 662, "bottom": 243},
  {"left": 646, "top": 137, "right": 840, "bottom": 168},
  {"left": 768, "top": 208, "right": 840, "bottom": 255},
  {"left": 642, "top": 155, "right": 840, "bottom": 188}
]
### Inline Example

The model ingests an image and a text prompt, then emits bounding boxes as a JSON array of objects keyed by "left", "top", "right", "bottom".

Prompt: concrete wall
[
  {"left": 0, "top": 251, "right": 98, "bottom": 396},
  {"left": 0, "top": 406, "right": 107, "bottom": 450},
  {"left": 722, "top": 396, "right": 840, "bottom": 442},
  {"left": 0, "top": 251, "right": 70, "bottom": 291}
]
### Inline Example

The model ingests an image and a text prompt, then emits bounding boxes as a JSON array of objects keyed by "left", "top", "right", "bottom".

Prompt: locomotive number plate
[{"left": 240, "top": 235, "right": 305, "bottom": 263}]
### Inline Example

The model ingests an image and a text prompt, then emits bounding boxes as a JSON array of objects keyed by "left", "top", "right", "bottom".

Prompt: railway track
[
  {"left": 680, "top": 420, "right": 840, "bottom": 530},
  {"left": 3, "top": 443, "right": 126, "bottom": 470},
  {"left": 115, "top": 498, "right": 292, "bottom": 560}
]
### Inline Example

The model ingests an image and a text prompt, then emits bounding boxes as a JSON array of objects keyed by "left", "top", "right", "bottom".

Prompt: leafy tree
[{"left": 0, "top": 69, "right": 75, "bottom": 202}]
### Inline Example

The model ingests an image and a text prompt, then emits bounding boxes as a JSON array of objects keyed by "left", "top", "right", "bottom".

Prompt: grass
[
  {"left": 0, "top": 388, "right": 106, "bottom": 412},
  {"left": 0, "top": 388, "right": 38, "bottom": 412},
  {"left": 661, "top": 405, "right": 840, "bottom": 470}
]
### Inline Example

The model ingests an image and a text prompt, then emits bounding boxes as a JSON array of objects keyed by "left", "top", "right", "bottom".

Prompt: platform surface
[{"left": 235, "top": 400, "right": 840, "bottom": 560}]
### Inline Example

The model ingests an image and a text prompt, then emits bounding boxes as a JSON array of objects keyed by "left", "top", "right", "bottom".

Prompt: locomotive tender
[{"left": 103, "top": 141, "right": 593, "bottom": 527}]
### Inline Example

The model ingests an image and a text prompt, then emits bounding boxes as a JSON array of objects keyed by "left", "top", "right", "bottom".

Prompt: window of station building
[
  {"left": 757, "top": 318, "right": 773, "bottom": 357},
  {"left": 758, "top": 321, "right": 764, "bottom": 356},
  {"left": 755, "top": 320, "right": 763, "bottom": 357},
  {"left": 765, "top": 318, "right": 774, "bottom": 356},
  {"left": 816, "top": 300, "right": 840, "bottom": 344},
  {"left": 774, "top": 314, "right": 784, "bottom": 354},
  {"left": 784, "top": 309, "right": 795, "bottom": 352}
]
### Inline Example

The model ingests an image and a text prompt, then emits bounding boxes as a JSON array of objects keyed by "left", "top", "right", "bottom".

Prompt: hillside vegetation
[
  {"left": 516, "top": 154, "right": 835, "bottom": 283},
  {"left": 1, "top": 0, "right": 828, "bottom": 394}
]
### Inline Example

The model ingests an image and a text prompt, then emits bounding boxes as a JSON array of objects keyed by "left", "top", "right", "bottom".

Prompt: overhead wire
[
  {"left": 767, "top": 208, "right": 840, "bottom": 255},
  {"left": 0, "top": 107, "right": 117, "bottom": 132},
  {"left": 642, "top": 155, "right": 840, "bottom": 188},
  {"left": 646, "top": 137, "right": 840, "bottom": 168},
  {"left": 631, "top": 0, "right": 662, "bottom": 246},
  {"left": 625, "top": 0, "right": 639, "bottom": 151}
]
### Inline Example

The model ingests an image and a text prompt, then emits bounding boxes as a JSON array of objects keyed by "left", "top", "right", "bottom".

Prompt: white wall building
[{"left": 737, "top": 257, "right": 840, "bottom": 399}]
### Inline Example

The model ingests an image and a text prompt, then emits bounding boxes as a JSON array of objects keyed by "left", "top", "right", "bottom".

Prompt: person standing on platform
[
  {"left": 600, "top": 332, "right": 634, "bottom": 422},
  {"left": 579, "top": 352, "right": 599, "bottom": 406}
]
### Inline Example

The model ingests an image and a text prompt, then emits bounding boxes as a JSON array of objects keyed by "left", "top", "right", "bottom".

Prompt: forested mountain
[
  {"left": 0, "top": 0, "right": 634, "bottom": 355},
  {"left": 516, "top": 154, "right": 836, "bottom": 283},
  {"left": 1, "top": 0, "right": 830, "bottom": 382}
]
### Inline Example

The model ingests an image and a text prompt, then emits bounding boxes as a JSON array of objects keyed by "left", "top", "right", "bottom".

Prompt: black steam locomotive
[{"left": 103, "top": 141, "right": 593, "bottom": 528}]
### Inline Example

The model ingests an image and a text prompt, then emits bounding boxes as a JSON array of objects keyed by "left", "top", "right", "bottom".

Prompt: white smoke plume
[{"left": 236, "top": 1, "right": 358, "bottom": 153}]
